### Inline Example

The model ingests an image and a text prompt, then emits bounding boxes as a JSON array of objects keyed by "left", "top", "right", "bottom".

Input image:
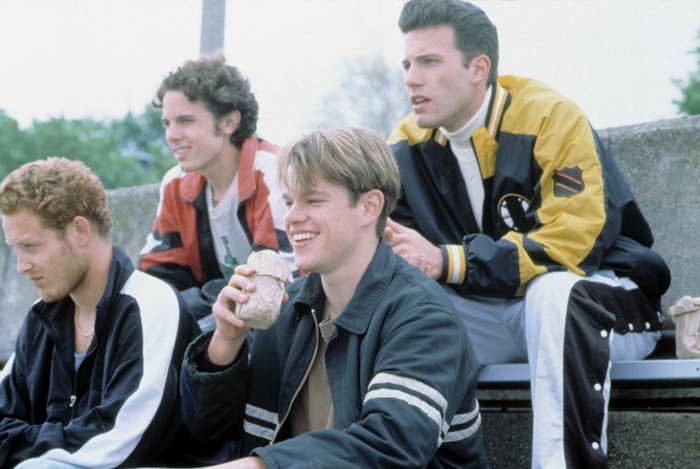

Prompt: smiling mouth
[
  {"left": 412, "top": 96, "right": 429, "bottom": 106},
  {"left": 292, "top": 232, "right": 318, "bottom": 242}
]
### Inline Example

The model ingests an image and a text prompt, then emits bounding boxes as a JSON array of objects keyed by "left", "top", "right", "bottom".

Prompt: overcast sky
[{"left": 1, "top": 0, "right": 697, "bottom": 144}]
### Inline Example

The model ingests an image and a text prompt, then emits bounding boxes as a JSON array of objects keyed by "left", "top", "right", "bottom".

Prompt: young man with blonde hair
[
  {"left": 180, "top": 127, "right": 488, "bottom": 467},
  {"left": 0, "top": 157, "right": 194, "bottom": 468}
]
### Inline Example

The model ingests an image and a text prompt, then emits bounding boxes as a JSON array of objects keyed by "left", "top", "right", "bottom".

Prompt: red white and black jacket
[{"left": 139, "top": 136, "right": 294, "bottom": 326}]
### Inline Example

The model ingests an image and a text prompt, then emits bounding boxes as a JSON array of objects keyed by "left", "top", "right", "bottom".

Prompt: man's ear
[
  {"left": 360, "top": 189, "right": 385, "bottom": 229},
  {"left": 469, "top": 54, "right": 491, "bottom": 85},
  {"left": 66, "top": 216, "right": 93, "bottom": 247},
  {"left": 220, "top": 110, "right": 242, "bottom": 136}
]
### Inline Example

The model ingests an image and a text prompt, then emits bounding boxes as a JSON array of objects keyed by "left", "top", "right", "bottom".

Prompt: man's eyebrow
[
  {"left": 287, "top": 187, "right": 327, "bottom": 196},
  {"left": 303, "top": 188, "right": 329, "bottom": 197}
]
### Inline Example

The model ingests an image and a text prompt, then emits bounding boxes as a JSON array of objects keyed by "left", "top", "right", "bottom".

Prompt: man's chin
[
  {"left": 414, "top": 115, "right": 436, "bottom": 129},
  {"left": 178, "top": 162, "right": 196, "bottom": 173},
  {"left": 39, "top": 290, "right": 67, "bottom": 303}
]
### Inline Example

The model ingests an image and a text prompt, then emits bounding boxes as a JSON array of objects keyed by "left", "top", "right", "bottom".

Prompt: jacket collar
[
  {"left": 178, "top": 171, "right": 207, "bottom": 204},
  {"left": 32, "top": 245, "right": 135, "bottom": 339},
  {"left": 94, "top": 246, "right": 135, "bottom": 330},
  {"left": 483, "top": 80, "right": 510, "bottom": 140},
  {"left": 292, "top": 239, "right": 398, "bottom": 335},
  {"left": 238, "top": 137, "right": 278, "bottom": 203}
]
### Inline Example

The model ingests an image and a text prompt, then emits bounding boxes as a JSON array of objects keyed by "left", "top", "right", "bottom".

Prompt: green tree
[
  {"left": 110, "top": 106, "right": 173, "bottom": 182},
  {"left": 0, "top": 106, "right": 173, "bottom": 189},
  {"left": 0, "top": 111, "right": 27, "bottom": 179},
  {"left": 310, "top": 54, "right": 412, "bottom": 138},
  {"left": 674, "top": 30, "right": 700, "bottom": 115}
]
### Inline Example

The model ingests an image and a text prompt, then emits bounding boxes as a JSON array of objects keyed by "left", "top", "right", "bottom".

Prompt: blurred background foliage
[
  {"left": 674, "top": 29, "right": 700, "bottom": 115},
  {"left": 0, "top": 106, "right": 171, "bottom": 189}
]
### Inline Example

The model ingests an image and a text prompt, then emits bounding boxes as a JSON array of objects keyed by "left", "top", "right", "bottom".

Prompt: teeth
[{"left": 293, "top": 232, "right": 317, "bottom": 242}]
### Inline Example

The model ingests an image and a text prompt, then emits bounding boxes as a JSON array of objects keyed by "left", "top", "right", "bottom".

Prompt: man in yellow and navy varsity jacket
[{"left": 386, "top": 1, "right": 669, "bottom": 468}]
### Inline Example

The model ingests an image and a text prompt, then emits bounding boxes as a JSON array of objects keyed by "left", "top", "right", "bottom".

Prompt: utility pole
[{"left": 200, "top": 0, "right": 226, "bottom": 56}]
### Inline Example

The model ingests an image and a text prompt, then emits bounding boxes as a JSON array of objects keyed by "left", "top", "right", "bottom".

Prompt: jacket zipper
[
  {"left": 69, "top": 332, "right": 97, "bottom": 418},
  {"left": 270, "top": 308, "right": 320, "bottom": 443},
  {"left": 69, "top": 355, "right": 82, "bottom": 417},
  {"left": 33, "top": 311, "right": 78, "bottom": 418}
]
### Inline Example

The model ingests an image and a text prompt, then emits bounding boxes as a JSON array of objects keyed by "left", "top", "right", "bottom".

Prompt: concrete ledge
[{"left": 478, "top": 359, "right": 700, "bottom": 385}]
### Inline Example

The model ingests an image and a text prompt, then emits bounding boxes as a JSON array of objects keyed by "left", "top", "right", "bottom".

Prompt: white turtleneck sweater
[{"left": 440, "top": 85, "right": 492, "bottom": 231}]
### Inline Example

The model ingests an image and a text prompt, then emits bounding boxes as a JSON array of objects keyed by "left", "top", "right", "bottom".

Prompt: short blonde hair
[
  {"left": 0, "top": 157, "right": 111, "bottom": 237},
  {"left": 279, "top": 127, "right": 400, "bottom": 237}
]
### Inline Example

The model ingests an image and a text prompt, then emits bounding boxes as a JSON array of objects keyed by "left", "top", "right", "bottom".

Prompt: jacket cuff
[
  {"left": 441, "top": 244, "right": 467, "bottom": 284},
  {"left": 253, "top": 447, "right": 280, "bottom": 469},
  {"left": 184, "top": 330, "right": 248, "bottom": 378}
]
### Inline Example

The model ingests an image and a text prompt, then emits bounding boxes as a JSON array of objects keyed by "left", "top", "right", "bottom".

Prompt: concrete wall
[
  {"left": 598, "top": 116, "right": 700, "bottom": 306},
  {"left": 1, "top": 115, "right": 699, "bottom": 359}
]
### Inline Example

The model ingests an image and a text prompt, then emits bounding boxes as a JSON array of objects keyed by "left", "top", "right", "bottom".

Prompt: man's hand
[
  {"left": 384, "top": 218, "right": 443, "bottom": 280},
  {"left": 207, "top": 265, "right": 257, "bottom": 366}
]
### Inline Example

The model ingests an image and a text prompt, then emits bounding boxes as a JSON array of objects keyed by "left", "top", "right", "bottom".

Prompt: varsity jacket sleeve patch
[{"left": 253, "top": 296, "right": 487, "bottom": 468}]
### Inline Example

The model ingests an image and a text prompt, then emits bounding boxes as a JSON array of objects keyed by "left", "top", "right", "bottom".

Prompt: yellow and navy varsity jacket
[{"left": 389, "top": 75, "right": 669, "bottom": 300}]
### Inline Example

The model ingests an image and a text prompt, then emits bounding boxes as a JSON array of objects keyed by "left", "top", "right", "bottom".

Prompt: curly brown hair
[
  {"left": 0, "top": 157, "right": 111, "bottom": 237},
  {"left": 154, "top": 54, "right": 259, "bottom": 149}
]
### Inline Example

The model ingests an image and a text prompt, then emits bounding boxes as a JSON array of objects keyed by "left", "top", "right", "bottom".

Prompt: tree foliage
[
  {"left": 674, "top": 30, "right": 700, "bottom": 115},
  {"left": 0, "top": 107, "right": 172, "bottom": 189},
  {"left": 310, "top": 55, "right": 412, "bottom": 138}
]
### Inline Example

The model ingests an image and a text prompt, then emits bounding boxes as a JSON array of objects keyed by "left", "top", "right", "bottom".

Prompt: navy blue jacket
[
  {"left": 181, "top": 240, "right": 488, "bottom": 468},
  {"left": 0, "top": 246, "right": 195, "bottom": 468}
]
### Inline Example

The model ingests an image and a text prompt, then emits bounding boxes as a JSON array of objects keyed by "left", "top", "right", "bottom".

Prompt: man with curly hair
[
  {"left": 0, "top": 157, "right": 195, "bottom": 468},
  {"left": 140, "top": 55, "right": 294, "bottom": 330}
]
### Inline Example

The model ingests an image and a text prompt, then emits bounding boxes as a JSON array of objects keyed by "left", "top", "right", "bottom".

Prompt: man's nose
[
  {"left": 404, "top": 64, "right": 420, "bottom": 88},
  {"left": 166, "top": 124, "right": 182, "bottom": 142},
  {"left": 284, "top": 201, "right": 304, "bottom": 226},
  {"left": 16, "top": 253, "right": 31, "bottom": 274}
]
